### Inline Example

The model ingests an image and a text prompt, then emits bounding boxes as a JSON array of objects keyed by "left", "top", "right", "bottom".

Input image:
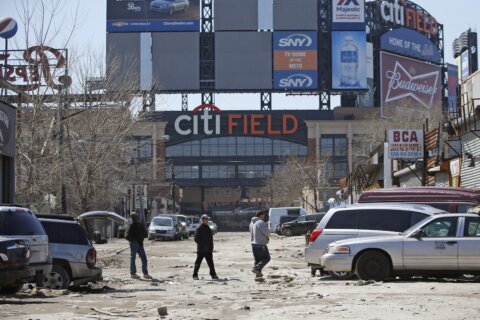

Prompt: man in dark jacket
[
  {"left": 193, "top": 214, "right": 218, "bottom": 280},
  {"left": 125, "top": 212, "right": 151, "bottom": 279}
]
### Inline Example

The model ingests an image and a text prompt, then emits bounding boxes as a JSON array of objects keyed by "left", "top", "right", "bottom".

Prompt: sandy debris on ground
[{"left": 1, "top": 232, "right": 480, "bottom": 319}]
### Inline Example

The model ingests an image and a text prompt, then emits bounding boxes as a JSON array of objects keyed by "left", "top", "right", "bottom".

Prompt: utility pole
[
  {"left": 58, "top": 49, "right": 68, "bottom": 215},
  {"left": 171, "top": 167, "right": 176, "bottom": 213}
]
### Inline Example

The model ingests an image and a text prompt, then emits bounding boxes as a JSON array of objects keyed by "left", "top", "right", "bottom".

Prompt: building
[
  {"left": 0, "top": 100, "right": 16, "bottom": 204},
  {"left": 129, "top": 106, "right": 379, "bottom": 229}
]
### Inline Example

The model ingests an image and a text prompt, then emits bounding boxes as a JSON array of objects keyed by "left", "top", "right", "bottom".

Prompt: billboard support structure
[
  {"left": 260, "top": 92, "right": 272, "bottom": 111},
  {"left": 318, "top": 0, "right": 332, "bottom": 110},
  {"left": 181, "top": 94, "right": 188, "bottom": 111}
]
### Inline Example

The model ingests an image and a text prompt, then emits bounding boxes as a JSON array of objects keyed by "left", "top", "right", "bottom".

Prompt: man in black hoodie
[
  {"left": 125, "top": 212, "right": 151, "bottom": 280},
  {"left": 193, "top": 214, "right": 219, "bottom": 280}
]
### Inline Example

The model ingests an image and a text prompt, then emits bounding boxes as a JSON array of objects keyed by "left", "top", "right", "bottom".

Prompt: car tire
[
  {"left": 0, "top": 283, "right": 24, "bottom": 294},
  {"left": 283, "top": 228, "right": 292, "bottom": 237},
  {"left": 355, "top": 251, "right": 390, "bottom": 282},
  {"left": 329, "top": 271, "right": 355, "bottom": 280},
  {"left": 41, "top": 265, "right": 71, "bottom": 290}
]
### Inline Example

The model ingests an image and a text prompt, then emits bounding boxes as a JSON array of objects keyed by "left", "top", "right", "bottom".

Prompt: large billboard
[
  {"left": 332, "top": 31, "right": 368, "bottom": 90},
  {"left": 461, "top": 50, "right": 470, "bottom": 81},
  {"left": 380, "top": 52, "right": 442, "bottom": 118},
  {"left": 447, "top": 63, "right": 459, "bottom": 112},
  {"left": 332, "top": 0, "right": 365, "bottom": 31},
  {"left": 357, "top": 42, "right": 374, "bottom": 107},
  {"left": 106, "top": 0, "right": 200, "bottom": 32},
  {"left": 380, "top": 28, "right": 441, "bottom": 64},
  {"left": 273, "top": 32, "right": 318, "bottom": 90}
]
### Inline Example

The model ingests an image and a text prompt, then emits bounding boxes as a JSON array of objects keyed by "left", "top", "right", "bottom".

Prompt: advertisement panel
[
  {"left": 332, "top": 31, "right": 367, "bottom": 90},
  {"left": 0, "top": 101, "right": 16, "bottom": 159},
  {"left": 332, "top": 0, "right": 365, "bottom": 31},
  {"left": 381, "top": 52, "right": 442, "bottom": 118},
  {"left": 447, "top": 63, "right": 459, "bottom": 112},
  {"left": 273, "top": 31, "right": 318, "bottom": 90},
  {"left": 358, "top": 42, "right": 373, "bottom": 107},
  {"left": 380, "top": 28, "right": 441, "bottom": 64},
  {"left": 461, "top": 50, "right": 470, "bottom": 80},
  {"left": 388, "top": 129, "right": 424, "bottom": 160},
  {"left": 107, "top": 0, "right": 200, "bottom": 32}
]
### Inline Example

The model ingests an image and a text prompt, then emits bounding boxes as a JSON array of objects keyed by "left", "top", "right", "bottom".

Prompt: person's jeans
[
  {"left": 129, "top": 241, "right": 148, "bottom": 275},
  {"left": 193, "top": 251, "right": 217, "bottom": 277},
  {"left": 252, "top": 244, "right": 271, "bottom": 271}
]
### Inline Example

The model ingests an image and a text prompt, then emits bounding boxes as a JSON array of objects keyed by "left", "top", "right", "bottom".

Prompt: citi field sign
[{"left": 174, "top": 105, "right": 299, "bottom": 136}]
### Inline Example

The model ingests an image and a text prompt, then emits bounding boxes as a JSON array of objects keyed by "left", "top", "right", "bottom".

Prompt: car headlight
[{"left": 329, "top": 245, "right": 350, "bottom": 254}]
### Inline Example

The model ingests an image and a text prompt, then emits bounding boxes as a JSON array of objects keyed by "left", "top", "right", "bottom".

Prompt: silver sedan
[{"left": 321, "top": 213, "right": 480, "bottom": 281}]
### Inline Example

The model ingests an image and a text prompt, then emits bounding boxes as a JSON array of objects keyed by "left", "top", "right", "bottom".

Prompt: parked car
[
  {"left": 358, "top": 187, "right": 480, "bottom": 213},
  {"left": 305, "top": 203, "right": 444, "bottom": 279},
  {"left": 281, "top": 213, "right": 325, "bottom": 237},
  {"left": 37, "top": 214, "right": 102, "bottom": 289},
  {"left": 186, "top": 216, "right": 200, "bottom": 236},
  {"left": 208, "top": 221, "right": 218, "bottom": 234},
  {"left": 0, "top": 206, "right": 52, "bottom": 287},
  {"left": 117, "top": 218, "right": 132, "bottom": 238},
  {"left": 322, "top": 213, "right": 480, "bottom": 281},
  {"left": 148, "top": 216, "right": 181, "bottom": 240},
  {"left": 275, "top": 216, "right": 298, "bottom": 235},
  {"left": 0, "top": 236, "right": 34, "bottom": 294},
  {"left": 150, "top": 0, "right": 189, "bottom": 15},
  {"left": 158, "top": 214, "right": 188, "bottom": 239},
  {"left": 176, "top": 215, "right": 190, "bottom": 239},
  {"left": 268, "top": 207, "right": 309, "bottom": 232}
]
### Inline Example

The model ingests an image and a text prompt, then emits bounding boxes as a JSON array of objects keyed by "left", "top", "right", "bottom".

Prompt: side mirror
[{"left": 411, "top": 229, "right": 424, "bottom": 239}]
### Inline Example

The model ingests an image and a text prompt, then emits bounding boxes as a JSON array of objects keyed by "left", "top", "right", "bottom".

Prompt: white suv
[{"left": 305, "top": 203, "right": 445, "bottom": 278}]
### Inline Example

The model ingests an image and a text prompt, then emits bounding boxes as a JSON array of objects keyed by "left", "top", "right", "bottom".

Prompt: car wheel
[
  {"left": 42, "top": 265, "right": 71, "bottom": 290},
  {"left": 355, "top": 251, "right": 390, "bottom": 282},
  {"left": 283, "top": 228, "right": 292, "bottom": 237},
  {"left": 329, "top": 271, "right": 354, "bottom": 280},
  {"left": 0, "top": 283, "right": 24, "bottom": 294}
]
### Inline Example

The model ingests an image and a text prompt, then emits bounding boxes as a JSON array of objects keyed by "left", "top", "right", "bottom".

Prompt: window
[
  {"left": 321, "top": 135, "right": 348, "bottom": 179},
  {"left": 464, "top": 217, "right": 480, "bottom": 237},
  {"left": 168, "top": 137, "right": 306, "bottom": 158},
  {"left": 0, "top": 210, "right": 46, "bottom": 236},
  {"left": 172, "top": 165, "right": 199, "bottom": 179},
  {"left": 421, "top": 217, "right": 458, "bottom": 238},
  {"left": 238, "top": 165, "right": 271, "bottom": 179},
  {"left": 129, "top": 136, "right": 152, "bottom": 160},
  {"left": 357, "top": 210, "right": 411, "bottom": 232},
  {"left": 297, "top": 215, "right": 306, "bottom": 222},
  {"left": 202, "top": 165, "right": 235, "bottom": 179},
  {"left": 41, "top": 221, "right": 90, "bottom": 245},
  {"left": 325, "top": 210, "right": 358, "bottom": 229}
]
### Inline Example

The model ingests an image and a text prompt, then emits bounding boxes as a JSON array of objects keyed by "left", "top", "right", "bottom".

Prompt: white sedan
[{"left": 321, "top": 213, "right": 480, "bottom": 281}]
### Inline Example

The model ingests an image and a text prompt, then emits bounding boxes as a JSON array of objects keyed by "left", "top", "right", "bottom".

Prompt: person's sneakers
[
  {"left": 131, "top": 274, "right": 140, "bottom": 279},
  {"left": 251, "top": 268, "right": 263, "bottom": 278},
  {"left": 193, "top": 275, "right": 199, "bottom": 280},
  {"left": 143, "top": 274, "right": 153, "bottom": 280},
  {"left": 211, "top": 275, "right": 219, "bottom": 280}
]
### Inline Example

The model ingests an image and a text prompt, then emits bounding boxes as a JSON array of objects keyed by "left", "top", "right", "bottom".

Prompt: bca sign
[{"left": 388, "top": 129, "right": 424, "bottom": 159}]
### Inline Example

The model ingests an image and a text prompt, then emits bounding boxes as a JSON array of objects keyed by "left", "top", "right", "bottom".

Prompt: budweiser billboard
[{"left": 380, "top": 52, "right": 442, "bottom": 119}]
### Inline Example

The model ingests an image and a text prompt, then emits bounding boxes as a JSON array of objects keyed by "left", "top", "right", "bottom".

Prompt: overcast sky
[{"left": 2, "top": 0, "right": 478, "bottom": 111}]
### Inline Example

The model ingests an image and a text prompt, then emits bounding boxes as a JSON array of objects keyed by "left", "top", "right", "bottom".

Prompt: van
[
  {"left": 268, "top": 207, "right": 308, "bottom": 232},
  {"left": 305, "top": 203, "right": 444, "bottom": 278},
  {"left": 358, "top": 187, "right": 480, "bottom": 213}
]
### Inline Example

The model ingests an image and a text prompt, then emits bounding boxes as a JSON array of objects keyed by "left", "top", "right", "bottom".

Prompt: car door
[
  {"left": 294, "top": 215, "right": 307, "bottom": 234},
  {"left": 403, "top": 216, "right": 459, "bottom": 270},
  {"left": 458, "top": 216, "right": 480, "bottom": 270}
]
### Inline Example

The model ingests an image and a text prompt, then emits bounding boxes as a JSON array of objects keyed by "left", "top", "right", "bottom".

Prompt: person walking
[
  {"left": 125, "top": 212, "right": 152, "bottom": 280},
  {"left": 193, "top": 214, "right": 219, "bottom": 280},
  {"left": 249, "top": 210, "right": 271, "bottom": 278}
]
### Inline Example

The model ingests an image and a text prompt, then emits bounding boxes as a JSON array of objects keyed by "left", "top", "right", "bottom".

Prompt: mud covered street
[{"left": 2, "top": 232, "right": 480, "bottom": 320}]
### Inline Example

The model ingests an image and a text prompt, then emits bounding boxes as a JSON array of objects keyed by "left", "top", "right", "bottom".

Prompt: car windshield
[{"left": 153, "top": 217, "right": 173, "bottom": 227}]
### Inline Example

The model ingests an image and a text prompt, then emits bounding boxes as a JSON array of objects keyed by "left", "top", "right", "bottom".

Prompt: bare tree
[
  {"left": 263, "top": 156, "right": 332, "bottom": 212},
  {"left": 9, "top": 0, "right": 138, "bottom": 215}
]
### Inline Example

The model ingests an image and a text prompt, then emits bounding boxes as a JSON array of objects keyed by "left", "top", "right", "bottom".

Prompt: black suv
[
  {"left": 281, "top": 213, "right": 325, "bottom": 237},
  {"left": 0, "top": 207, "right": 52, "bottom": 286},
  {"left": 0, "top": 237, "right": 34, "bottom": 294}
]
